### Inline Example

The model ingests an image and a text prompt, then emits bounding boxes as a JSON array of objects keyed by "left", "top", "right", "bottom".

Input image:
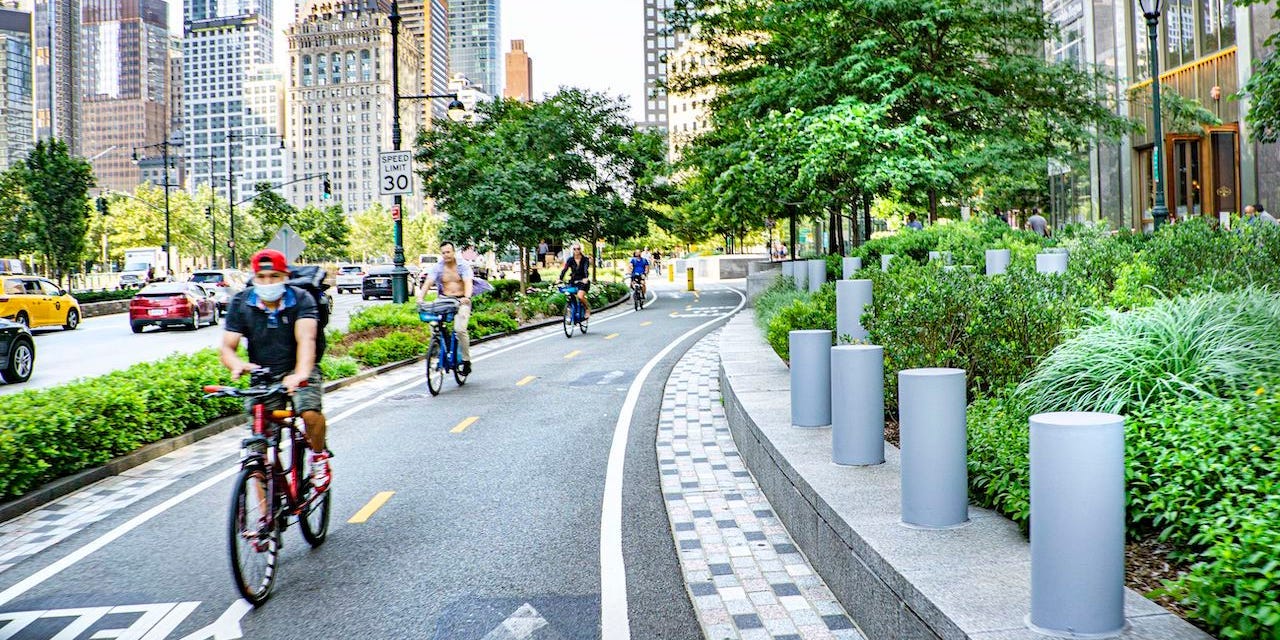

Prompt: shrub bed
[
  {"left": 756, "top": 218, "right": 1280, "bottom": 638},
  {"left": 72, "top": 289, "right": 137, "bottom": 304}
]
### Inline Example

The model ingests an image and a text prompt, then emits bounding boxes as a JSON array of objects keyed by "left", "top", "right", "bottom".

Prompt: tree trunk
[
  {"left": 519, "top": 246, "right": 528, "bottom": 291},
  {"left": 928, "top": 189, "right": 939, "bottom": 224},
  {"left": 863, "top": 193, "right": 873, "bottom": 242}
]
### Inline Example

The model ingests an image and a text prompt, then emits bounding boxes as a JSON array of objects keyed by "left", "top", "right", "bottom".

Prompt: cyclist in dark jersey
[{"left": 558, "top": 242, "right": 592, "bottom": 319}]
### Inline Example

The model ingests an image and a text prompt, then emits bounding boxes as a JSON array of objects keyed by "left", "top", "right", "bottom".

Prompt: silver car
[
  {"left": 189, "top": 269, "right": 248, "bottom": 311},
  {"left": 335, "top": 264, "right": 366, "bottom": 294}
]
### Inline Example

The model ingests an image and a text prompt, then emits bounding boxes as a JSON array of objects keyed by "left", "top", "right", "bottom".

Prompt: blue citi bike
[
  {"left": 419, "top": 298, "right": 469, "bottom": 395},
  {"left": 559, "top": 283, "right": 589, "bottom": 338}
]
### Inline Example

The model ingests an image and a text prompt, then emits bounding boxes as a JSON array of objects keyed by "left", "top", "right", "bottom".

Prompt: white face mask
[{"left": 256, "top": 282, "right": 286, "bottom": 302}]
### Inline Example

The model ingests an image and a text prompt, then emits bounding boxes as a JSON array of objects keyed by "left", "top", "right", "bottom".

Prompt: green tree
[
  {"left": 348, "top": 204, "right": 393, "bottom": 262},
  {"left": 0, "top": 170, "right": 33, "bottom": 258},
  {"left": 405, "top": 211, "right": 445, "bottom": 259},
  {"left": 669, "top": 0, "right": 1128, "bottom": 237},
  {"left": 1238, "top": 1, "right": 1280, "bottom": 142},
  {"left": 294, "top": 203, "right": 351, "bottom": 262},
  {"left": 14, "top": 139, "right": 95, "bottom": 284}
]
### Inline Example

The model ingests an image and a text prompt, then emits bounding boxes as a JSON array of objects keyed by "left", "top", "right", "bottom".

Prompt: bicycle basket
[
  {"left": 418, "top": 298, "right": 459, "bottom": 322},
  {"left": 558, "top": 286, "right": 578, "bottom": 295}
]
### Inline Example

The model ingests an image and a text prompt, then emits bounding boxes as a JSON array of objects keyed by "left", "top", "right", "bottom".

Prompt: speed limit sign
[{"left": 379, "top": 151, "right": 414, "bottom": 196}]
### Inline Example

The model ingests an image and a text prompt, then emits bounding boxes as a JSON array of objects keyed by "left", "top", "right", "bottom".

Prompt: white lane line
[
  {"left": 599, "top": 286, "right": 745, "bottom": 639},
  {"left": 0, "top": 467, "right": 238, "bottom": 607},
  {"left": 0, "top": 289, "right": 665, "bottom": 604}
]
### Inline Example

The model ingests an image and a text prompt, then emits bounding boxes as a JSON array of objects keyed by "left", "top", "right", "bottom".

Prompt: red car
[{"left": 129, "top": 282, "right": 220, "bottom": 333}]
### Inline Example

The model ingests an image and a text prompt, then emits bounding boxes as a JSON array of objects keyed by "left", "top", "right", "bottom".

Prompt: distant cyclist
[
  {"left": 628, "top": 249, "right": 649, "bottom": 296},
  {"left": 417, "top": 241, "right": 475, "bottom": 376},
  {"left": 220, "top": 249, "right": 330, "bottom": 490},
  {"left": 558, "top": 242, "right": 592, "bottom": 319}
]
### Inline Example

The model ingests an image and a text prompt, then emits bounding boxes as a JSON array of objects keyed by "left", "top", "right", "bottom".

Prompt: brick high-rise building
[
  {"left": 503, "top": 38, "right": 530, "bottom": 101},
  {"left": 0, "top": 8, "right": 33, "bottom": 169},
  {"left": 81, "top": 0, "right": 172, "bottom": 193},
  {"left": 286, "top": 0, "right": 421, "bottom": 213},
  {"left": 448, "top": 0, "right": 498, "bottom": 95}
]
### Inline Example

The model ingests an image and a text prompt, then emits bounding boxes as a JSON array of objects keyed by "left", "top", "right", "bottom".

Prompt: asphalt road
[
  {"left": 0, "top": 293, "right": 367, "bottom": 397},
  {"left": 0, "top": 280, "right": 745, "bottom": 639}
]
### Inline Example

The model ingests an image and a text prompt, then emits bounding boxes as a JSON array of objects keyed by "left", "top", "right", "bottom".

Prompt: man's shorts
[{"left": 255, "top": 366, "right": 324, "bottom": 415}]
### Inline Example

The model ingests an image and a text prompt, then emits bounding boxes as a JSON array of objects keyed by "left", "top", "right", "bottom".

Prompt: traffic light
[
  {"left": 95, "top": 196, "right": 108, "bottom": 216},
  {"left": 322, "top": 176, "right": 332, "bottom": 199}
]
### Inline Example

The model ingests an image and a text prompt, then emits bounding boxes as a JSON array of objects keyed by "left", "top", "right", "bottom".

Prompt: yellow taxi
[{"left": 0, "top": 276, "right": 82, "bottom": 330}]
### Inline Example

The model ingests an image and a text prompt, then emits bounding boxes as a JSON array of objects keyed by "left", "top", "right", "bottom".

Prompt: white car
[{"left": 335, "top": 264, "right": 366, "bottom": 294}]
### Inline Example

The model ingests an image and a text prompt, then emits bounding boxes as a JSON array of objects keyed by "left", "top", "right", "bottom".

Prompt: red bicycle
[{"left": 204, "top": 371, "right": 331, "bottom": 605}]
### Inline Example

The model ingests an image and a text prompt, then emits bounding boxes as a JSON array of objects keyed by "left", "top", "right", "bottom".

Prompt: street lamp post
[
  {"left": 389, "top": 0, "right": 468, "bottom": 303},
  {"left": 206, "top": 206, "right": 216, "bottom": 268},
  {"left": 1139, "top": 0, "right": 1169, "bottom": 231},
  {"left": 132, "top": 135, "right": 180, "bottom": 275},
  {"left": 224, "top": 133, "right": 286, "bottom": 268}
]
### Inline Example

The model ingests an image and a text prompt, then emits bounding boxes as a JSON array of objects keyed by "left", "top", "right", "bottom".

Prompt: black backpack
[{"left": 287, "top": 265, "right": 331, "bottom": 359}]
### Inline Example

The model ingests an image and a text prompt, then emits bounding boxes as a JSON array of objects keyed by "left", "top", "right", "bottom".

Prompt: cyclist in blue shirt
[{"left": 628, "top": 249, "right": 649, "bottom": 297}]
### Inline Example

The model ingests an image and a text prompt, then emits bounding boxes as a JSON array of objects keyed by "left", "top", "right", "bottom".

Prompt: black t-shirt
[
  {"left": 225, "top": 286, "right": 322, "bottom": 376},
  {"left": 560, "top": 256, "right": 590, "bottom": 283}
]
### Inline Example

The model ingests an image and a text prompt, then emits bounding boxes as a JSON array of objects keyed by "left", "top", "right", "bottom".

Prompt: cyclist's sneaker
[
  {"left": 459, "top": 360, "right": 472, "bottom": 375},
  {"left": 309, "top": 452, "right": 332, "bottom": 492}
]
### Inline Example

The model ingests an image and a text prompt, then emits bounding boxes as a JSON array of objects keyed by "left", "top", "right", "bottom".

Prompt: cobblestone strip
[{"left": 659, "top": 331, "right": 865, "bottom": 640}]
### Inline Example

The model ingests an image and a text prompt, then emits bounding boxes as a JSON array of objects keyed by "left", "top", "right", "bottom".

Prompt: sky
[{"left": 167, "top": 0, "right": 647, "bottom": 123}]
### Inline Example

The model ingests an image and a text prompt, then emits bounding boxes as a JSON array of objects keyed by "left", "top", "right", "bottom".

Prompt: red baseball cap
[{"left": 250, "top": 249, "right": 288, "bottom": 274}]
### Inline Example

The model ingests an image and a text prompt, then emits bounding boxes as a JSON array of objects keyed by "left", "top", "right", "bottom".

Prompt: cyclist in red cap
[{"left": 220, "top": 249, "right": 331, "bottom": 489}]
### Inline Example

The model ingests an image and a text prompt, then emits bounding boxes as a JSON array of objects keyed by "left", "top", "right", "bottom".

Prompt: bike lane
[{"left": 0, "top": 283, "right": 745, "bottom": 640}]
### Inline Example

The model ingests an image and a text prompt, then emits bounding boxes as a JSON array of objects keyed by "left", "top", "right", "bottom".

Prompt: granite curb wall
[{"left": 717, "top": 313, "right": 1215, "bottom": 640}]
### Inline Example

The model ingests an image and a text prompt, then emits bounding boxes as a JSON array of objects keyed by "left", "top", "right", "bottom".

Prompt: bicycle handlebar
[{"left": 202, "top": 380, "right": 307, "bottom": 399}]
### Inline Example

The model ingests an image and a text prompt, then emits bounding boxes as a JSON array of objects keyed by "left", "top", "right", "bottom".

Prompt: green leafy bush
[
  {"left": 487, "top": 278, "right": 522, "bottom": 301},
  {"left": 471, "top": 311, "right": 519, "bottom": 338},
  {"left": 72, "top": 289, "right": 137, "bottom": 304},
  {"left": 0, "top": 349, "right": 241, "bottom": 500},
  {"left": 347, "top": 330, "right": 429, "bottom": 367},
  {"left": 319, "top": 355, "right": 359, "bottom": 379},
  {"left": 862, "top": 264, "right": 1088, "bottom": 411},
  {"left": 966, "top": 387, "right": 1031, "bottom": 529},
  {"left": 764, "top": 284, "right": 835, "bottom": 361},
  {"left": 1018, "top": 289, "right": 1280, "bottom": 415},
  {"left": 347, "top": 303, "right": 420, "bottom": 332},
  {"left": 753, "top": 280, "right": 809, "bottom": 331}
]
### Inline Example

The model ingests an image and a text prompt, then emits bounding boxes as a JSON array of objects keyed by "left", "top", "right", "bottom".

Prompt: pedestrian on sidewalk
[
  {"left": 905, "top": 212, "right": 924, "bottom": 230},
  {"left": 1027, "top": 209, "right": 1051, "bottom": 237}
]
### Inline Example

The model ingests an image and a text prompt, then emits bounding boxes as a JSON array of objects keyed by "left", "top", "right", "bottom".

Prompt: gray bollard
[
  {"left": 836, "top": 279, "right": 872, "bottom": 343},
  {"left": 881, "top": 254, "right": 895, "bottom": 271},
  {"left": 842, "top": 256, "right": 862, "bottom": 279},
  {"left": 790, "top": 330, "right": 833, "bottom": 428},
  {"left": 1029, "top": 412, "right": 1126, "bottom": 638},
  {"left": 793, "top": 260, "right": 809, "bottom": 290},
  {"left": 782, "top": 260, "right": 795, "bottom": 280},
  {"left": 831, "top": 345, "right": 885, "bottom": 466},
  {"left": 899, "top": 368, "right": 969, "bottom": 528},
  {"left": 807, "top": 259, "right": 826, "bottom": 293},
  {"left": 1036, "top": 252, "right": 1068, "bottom": 275},
  {"left": 985, "top": 249, "right": 1010, "bottom": 276}
]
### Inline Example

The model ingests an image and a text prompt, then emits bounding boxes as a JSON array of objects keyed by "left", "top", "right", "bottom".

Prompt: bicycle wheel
[
  {"left": 633, "top": 288, "right": 641, "bottom": 311},
  {"left": 425, "top": 334, "right": 444, "bottom": 396},
  {"left": 298, "top": 477, "right": 330, "bottom": 547},
  {"left": 296, "top": 431, "right": 330, "bottom": 547},
  {"left": 563, "top": 303, "right": 574, "bottom": 338},
  {"left": 228, "top": 466, "right": 279, "bottom": 606},
  {"left": 580, "top": 315, "right": 589, "bottom": 334}
]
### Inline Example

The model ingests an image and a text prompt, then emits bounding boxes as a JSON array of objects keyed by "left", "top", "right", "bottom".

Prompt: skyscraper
[
  {"left": 286, "top": 0, "right": 421, "bottom": 213},
  {"left": 81, "top": 0, "right": 171, "bottom": 193},
  {"left": 182, "top": 0, "right": 278, "bottom": 203},
  {"left": 448, "top": 0, "right": 498, "bottom": 95},
  {"left": 0, "top": 8, "right": 33, "bottom": 169},
  {"left": 642, "top": 0, "right": 686, "bottom": 131},
  {"left": 503, "top": 38, "right": 529, "bottom": 101},
  {"left": 397, "top": 0, "right": 450, "bottom": 121},
  {"left": 23, "top": 0, "right": 80, "bottom": 151}
]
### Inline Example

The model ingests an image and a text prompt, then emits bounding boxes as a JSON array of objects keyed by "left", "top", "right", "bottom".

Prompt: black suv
[
  {"left": 0, "top": 317, "right": 35, "bottom": 383},
  {"left": 361, "top": 266, "right": 395, "bottom": 300}
]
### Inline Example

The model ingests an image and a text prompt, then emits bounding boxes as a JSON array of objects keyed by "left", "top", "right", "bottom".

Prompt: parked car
[
  {"left": 335, "top": 264, "right": 366, "bottom": 294},
  {"left": 0, "top": 276, "right": 82, "bottom": 330},
  {"left": 129, "top": 282, "right": 220, "bottom": 333},
  {"left": 361, "top": 266, "right": 395, "bottom": 300},
  {"left": 0, "top": 317, "right": 34, "bottom": 383},
  {"left": 189, "top": 269, "right": 248, "bottom": 311}
]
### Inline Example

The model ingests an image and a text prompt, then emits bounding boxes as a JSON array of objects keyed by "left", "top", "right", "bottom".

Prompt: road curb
[{"left": 0, "top": 290, "right": 631, "bottom": 524}]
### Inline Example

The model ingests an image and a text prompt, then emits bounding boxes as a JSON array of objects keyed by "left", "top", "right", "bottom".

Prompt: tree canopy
[
  {"left": 667, "top": 0, "right": 1129, "bottom": 243},
  {"left": 414, "top": 88, "right": 666, "bottom": 284},
  {"left": 6, "top": 139, "right": 96, "bottom": 283}
]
